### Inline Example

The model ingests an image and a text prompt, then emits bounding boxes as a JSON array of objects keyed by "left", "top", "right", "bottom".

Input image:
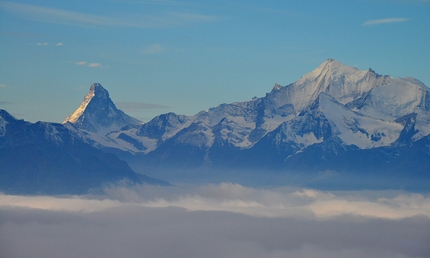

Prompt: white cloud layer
[
  {"left": 1, "top": 183, "right": 430, "bottom": 258},
  {"left": 1, "top": 183, "right": 430, "bottom": 219},
  {"left": 363, "top": 18, "right": 409, "bottom": 26}
]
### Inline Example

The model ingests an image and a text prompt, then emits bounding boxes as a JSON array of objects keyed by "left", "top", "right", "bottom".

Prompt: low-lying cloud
[{"left": 1, "top": 183, "right": 430, "bottom": 258}]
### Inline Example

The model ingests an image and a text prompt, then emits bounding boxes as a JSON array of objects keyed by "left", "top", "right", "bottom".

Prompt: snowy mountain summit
[
  {"left": 63, "top": 83, "right": 141, "bottom": 135},
  {"left": 279, "top": 58, "right": 393, "bottom": 111},
  {"left": 64, "top": 60, "right": 430, "bottom": 185}
]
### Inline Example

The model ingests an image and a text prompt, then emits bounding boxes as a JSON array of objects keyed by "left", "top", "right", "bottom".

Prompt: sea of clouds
[{"left": 1, "top": 182, "right": 430, "bottom": 258}]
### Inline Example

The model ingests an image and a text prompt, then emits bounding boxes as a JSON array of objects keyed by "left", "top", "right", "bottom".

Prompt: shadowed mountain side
[{"left": 0, "top": 110, "right": 168, "bottom": 195}]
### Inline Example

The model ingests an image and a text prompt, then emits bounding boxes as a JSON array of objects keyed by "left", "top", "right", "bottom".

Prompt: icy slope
[{"left": 267, "top": 59, "right": 393, "bottom": 114}]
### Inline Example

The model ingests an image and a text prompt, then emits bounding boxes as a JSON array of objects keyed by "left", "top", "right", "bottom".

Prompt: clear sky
[{"left": 1, "top": 0, "right": 429, "bottom": 123}]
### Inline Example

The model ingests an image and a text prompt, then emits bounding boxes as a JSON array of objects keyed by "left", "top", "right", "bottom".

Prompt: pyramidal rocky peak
[
  {"left": 63, "top": 83, "right": 99, "bottom": 124},
  {"left": 63, "top": 83, "right": 141, "bottom": 135}
]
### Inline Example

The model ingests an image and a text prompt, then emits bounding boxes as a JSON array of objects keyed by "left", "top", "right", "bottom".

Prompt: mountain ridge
[
  {"left": 69, "top": 58, "right": 427, "bottom": 188},
  {"left": 3, "top": 58, "right": 429, "bottom": 191},
  {"left": 68, "top": 59, "right": 428, "bottom": 158}
]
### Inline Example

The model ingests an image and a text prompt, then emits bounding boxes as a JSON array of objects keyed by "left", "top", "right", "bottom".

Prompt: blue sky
[{"left": 1, "top": 0, "right": 429, "bottom": 123}]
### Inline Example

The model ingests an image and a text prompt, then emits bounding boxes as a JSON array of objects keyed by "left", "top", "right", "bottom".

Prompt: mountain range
[{"left": 2, "top": 59, "right": 430, "bottom": 193}]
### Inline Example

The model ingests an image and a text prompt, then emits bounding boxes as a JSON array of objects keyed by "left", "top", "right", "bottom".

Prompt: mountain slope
[{"left": 0, "top": 110, "right": 167, "bottom": 195}]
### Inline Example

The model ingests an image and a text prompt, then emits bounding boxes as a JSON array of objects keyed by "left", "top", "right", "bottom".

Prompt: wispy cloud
[
  {"left": 0, "top": 101, "right": 13, "bottom": 105},
  {"left": 116, "top": 102, "right": 170, "bottom": 111},
  {"left": 36, "top": 42, "right": 63, "bottom": 46},
  {"left": 0, "top": 84, "right": 6, "bottom": 88},
  {"left": 0, "top": 31, "right": 44, "bottom": 38},
  {"left": 142, "top": 44, "right": 167, "bottom": 54},
  {"left": 1, "top": 1, "right": 219, "bottom": 28},
  {"left": 76, "top": 61, "right": 103, "bottom": 68},
  {"left": 117, "top": 0, "right": 205, "bottom": 7},
  {"left": 401, "top": 0, "right": 430, "bottom": 3},
  {"left": 363, "top": 18, "right": 409, "bottom": 26},
  {"left": 87, "top": 63, "right": 102, "bottom": 68},
  {"left": 224, "top": 1, "right": 305, "bottom": 17},
  {"left": 1, "top": 1, "right": 139, "bottom": 27},
  {"left": 124, "top": 1, "right": 305, "bottom": 17}
]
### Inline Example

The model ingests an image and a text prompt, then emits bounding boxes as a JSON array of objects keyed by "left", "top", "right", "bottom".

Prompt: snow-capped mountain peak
[
  {"left": 63, "top": 83, "right": 141, "bottom": 135},
  {"left": 267, "top": 59, "right": 394, "bottom": 114},
  {"left": 63, "top": 84, "right": 97, "bottom": 124}
]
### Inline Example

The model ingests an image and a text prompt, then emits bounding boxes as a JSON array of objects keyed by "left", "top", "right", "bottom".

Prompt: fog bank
[{"left": 1, "top": 183, "right": 429, "bottom": 258}]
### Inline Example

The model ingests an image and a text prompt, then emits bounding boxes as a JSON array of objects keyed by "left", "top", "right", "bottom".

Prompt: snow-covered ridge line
[{"left": 62, "top": 59, "right": 430, "bottom": 164}]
